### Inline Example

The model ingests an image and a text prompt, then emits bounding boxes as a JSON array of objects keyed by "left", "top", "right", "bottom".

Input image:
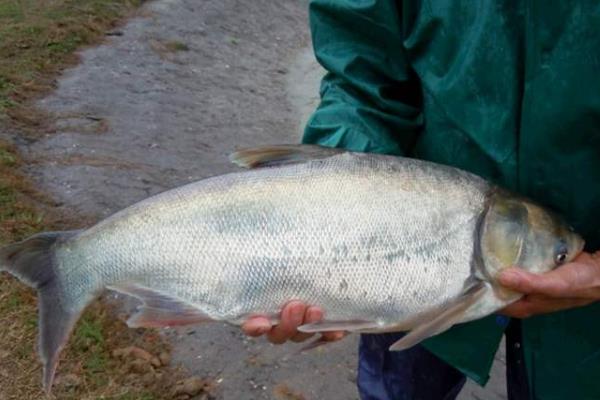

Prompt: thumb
[{"left": 498, "top": 267, "right": 571, "bottom": 297}]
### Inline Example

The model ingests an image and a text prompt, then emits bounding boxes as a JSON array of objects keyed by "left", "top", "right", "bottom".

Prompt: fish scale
[
  {"left": 0, "top": 145, "right": 584, "bottom": 391},
  {"left": 56, "top": 152, "right": 487, "bottom": 323}
]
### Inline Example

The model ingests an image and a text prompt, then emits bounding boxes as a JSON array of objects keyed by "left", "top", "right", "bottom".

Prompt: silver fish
[{"left": 0, "top": 145, "right": 584, "bottom": 391}]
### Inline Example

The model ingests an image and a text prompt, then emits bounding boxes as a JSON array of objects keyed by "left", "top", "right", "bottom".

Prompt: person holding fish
[
  {"left": 243, "top": 1, "right": 600, "bottom": 399},
  {"left": 1, "top": 2, "right": 599, "bottom": 398}
]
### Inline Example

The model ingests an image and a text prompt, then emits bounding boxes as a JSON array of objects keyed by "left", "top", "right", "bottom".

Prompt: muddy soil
[{"left": 16, "top": 0, "right": 506, "bottom": 398}]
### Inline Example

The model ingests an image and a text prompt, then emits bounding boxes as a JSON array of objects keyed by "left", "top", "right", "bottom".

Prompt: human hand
[
  {"left": 499, "top": 251, "right": 600, "bottom": 318},
  {"left": 241, "top": 301, "right": 345, "bottom": 344}
]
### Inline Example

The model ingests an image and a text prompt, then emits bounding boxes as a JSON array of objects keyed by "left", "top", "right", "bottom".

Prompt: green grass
[
  {"left": 0, "top": 293, "right": 22, "bottom": 311},
  {"left": 0, "top": 146, "right": 16, "bottom": 165},
  {"left": 0, "top": 141, "right": 45, "bottom": 243},
  {"left": 115, "top": 393, "right": 157, "bottom": 400},
  {"left": 164, "top": 40, "right": 189, "bottom": 52},
  {"left": 0, "top": 2, "right": 187, "bottom": 399},
  {"left": 76, "top": 316, "right": 106, "bottom": 348},
  {"left": 0, "top": 0, "right": 141, "bottom": 123},
  {"left": 15, "top": 342, "right": 34, "bottom": 360},
  {"left": 74, "top": 316, "right": 109, "bottom": 383},
  {"left": 0, "top": 1, "right": 22, "bottom": 19},
  {"left": 0, "top": 1, "right": 199, "bottom": 398}
]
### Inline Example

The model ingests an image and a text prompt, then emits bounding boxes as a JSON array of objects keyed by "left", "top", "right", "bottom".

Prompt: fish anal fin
[
  {"left": 108, "top": 284, "right": 212, "bottom": 328},
  {"left": 389, "top": 282, "right": 490, "bottom": 352},
  {"left": 229, "top": 144, "right": 344, "bottom": 169},
  {"left": 298, "top": 319, "right": 379, "bottom": 333}
]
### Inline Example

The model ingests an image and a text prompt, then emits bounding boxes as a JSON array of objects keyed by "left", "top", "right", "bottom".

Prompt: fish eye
[
  {"left": 554, "top": 241, "right": 569, "bottom": 265},
  {"left": 555, "top": 252, "right": 568, "bottom": 265}
]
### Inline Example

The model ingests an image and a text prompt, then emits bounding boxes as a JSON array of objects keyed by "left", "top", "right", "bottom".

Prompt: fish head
[{"left": 479, "top": 191, "right": 585, "bottom": 281}]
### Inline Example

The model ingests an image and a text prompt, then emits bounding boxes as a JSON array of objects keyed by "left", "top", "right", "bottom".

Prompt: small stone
[
  {"left": 55, "top": 373, "right": 81, "bottom": 389},
  {"left": 129, "top": 359, "right": 153, "bottom": 374},
  {"left": 141, "top": 372, "right": 157, "bottom": 385},
  {"left": 159, "top": 351, "right": 171, "bottom": 366},
  {"left": 112, "top": 347, "right": 129, "bottom": 358},
  {"left": 130, "top": 346, "right": 154, "bottom": 361},
  {"left": 273, "top": 383, "right": 306, "bottom": 400},
  {"left": 113, "top": 346, "right": 161, "bottom": 367},
  {"left": 123, "top": 373, "right": 139, "bottom": 385},
  {"left": 150, "top": 356, "right": 162, "bottom": 368},
  {"left": 173, "top": 377, "right": 210, "bottom": 396}
]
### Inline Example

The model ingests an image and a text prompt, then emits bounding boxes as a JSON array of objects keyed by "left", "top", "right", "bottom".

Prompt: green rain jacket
[{"left": 303, "top": 1, "right": 600, "bottom": 398}]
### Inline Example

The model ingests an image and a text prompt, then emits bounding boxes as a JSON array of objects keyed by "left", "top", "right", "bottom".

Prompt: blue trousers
[
  {"left": 358, "top": 333, "right": 466, "bottom": 400},
  {"left": 357, "top": 320, "right": 530, "bottom": 400}
]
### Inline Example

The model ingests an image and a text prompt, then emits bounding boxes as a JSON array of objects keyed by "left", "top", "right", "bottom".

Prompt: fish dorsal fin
[
  {"left": 108, "top": 284, "right": 212, "bottom": 328},
  {"left": 229, "top": 144, "right": 345, "bottom": 169},
  {"left": 389, "top": 281, "right": 490, "bottom": 351}
]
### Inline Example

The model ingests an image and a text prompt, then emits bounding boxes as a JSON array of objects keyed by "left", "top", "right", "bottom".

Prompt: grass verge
[
  {"left": 0, "top": 1, "right": 196, "bottom": 399},
  {"left": 0, "top": 141, "right": 184, "bottom": 400},
  {"left": 0, "top": 0, "right": 141, "bottom": 132}
]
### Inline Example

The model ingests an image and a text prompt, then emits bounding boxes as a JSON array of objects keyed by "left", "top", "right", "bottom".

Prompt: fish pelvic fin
[
  {"left": 389, "top": 281, "right": 490, "bottom": 352},
  {"left": 0, "top": 230, "right": 84, "bottom": 393},
  {"left": 229, "top": 144, "right": 344, "bottom": 169}
]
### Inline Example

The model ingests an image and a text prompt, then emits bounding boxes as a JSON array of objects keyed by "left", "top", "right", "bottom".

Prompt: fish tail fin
[{"left": 0, "top": 230, "right": 83, "bottom": 392}]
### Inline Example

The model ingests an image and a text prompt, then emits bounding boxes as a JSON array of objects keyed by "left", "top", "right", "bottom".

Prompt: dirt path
[
  {"left": 20, "top": 1, "right": 358, "bottom": 399},
  {"left": 17, "top": 0, "right": 506, "bottom": 398}
]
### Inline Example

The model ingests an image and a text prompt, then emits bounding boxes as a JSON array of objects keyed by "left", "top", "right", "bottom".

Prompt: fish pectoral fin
[
  {"left": 298, "top": 319, "right": 379, "bottom": 333},
  {"left": 229, "top": 144, "right": 345, "bottom": 169},
  {"left": 108, "top": 284, "right": 212, "bottom": 328},
  {"left": 389, "top": 281, "right": 490, "bottom": 352}
]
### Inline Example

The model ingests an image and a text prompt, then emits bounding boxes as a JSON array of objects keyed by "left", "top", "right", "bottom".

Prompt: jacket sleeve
[{"left": 302, "top": 0, "right": 422, "bottom": 155}]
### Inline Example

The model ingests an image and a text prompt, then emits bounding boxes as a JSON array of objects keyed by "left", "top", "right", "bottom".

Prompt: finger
[
  {"left": 498, "top": 268, "right": 566, "bottom": 295},
  {"left": 267, "top": 301, "right": 306, "bottom": 344},
  {"left": 290, "top": 306, "right": 322, "bottom": 343},
  {"left": 499, "top": 301, "right": 530, "bottom": 319},
  {"left": 524, "top": 295, "right": 593, "bottom": 314},
  {"left": 575, "top": 251, "right": 598, "bottom": 263},
  {"left": 321, "top": 331, "right": 346, "bottom": 342},
  {"left": 499, "top": 262, "right": 599, "bottom": 297},
  {"left": 242, "top": 316, "right": 272, "bottom": 337},
  {"left": 500, "top": 296, "right": 592, "bottom": 319}
]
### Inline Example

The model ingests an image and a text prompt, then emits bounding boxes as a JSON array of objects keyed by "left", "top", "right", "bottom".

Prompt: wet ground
[{"left": 18, "top": 0, "right": 507, "bottom": 398}]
